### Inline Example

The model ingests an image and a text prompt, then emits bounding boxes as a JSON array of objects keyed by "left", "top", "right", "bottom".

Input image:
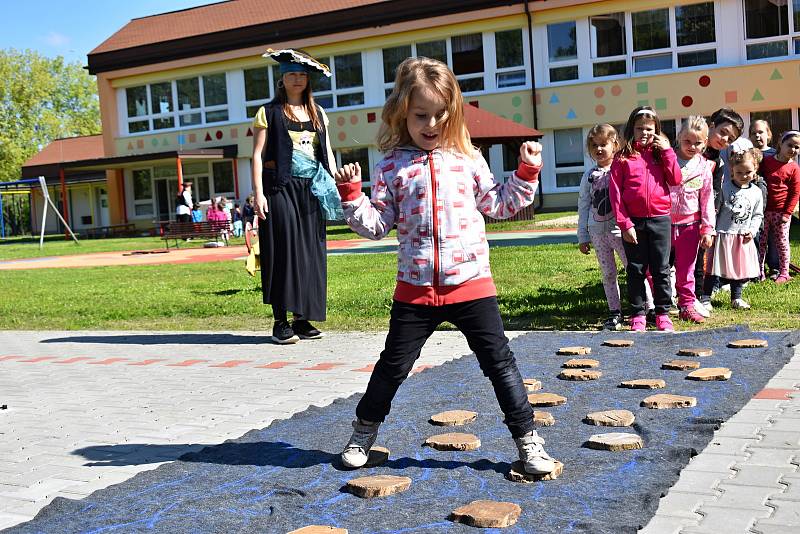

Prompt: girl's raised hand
[
  {"left": 334, "top": 162, "right": 361, "bottom": 184},
  {"left": 519, "top": 141, "right": 543, "bottom": 167},
  {"left": 653, "top": 134, "right": 671, "bottom": 151}
]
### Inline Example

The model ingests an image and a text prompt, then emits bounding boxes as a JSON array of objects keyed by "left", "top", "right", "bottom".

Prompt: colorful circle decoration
[
  {"left": 681, "top": 96, "right": 694, "bottom": 107},
  {"left": 513, "top": 113, "right": 523, "bottom": 123},
  {"left": 350, "top": 115, "right": 358, "bottom": 125},
  {"left": 594, "top": 87, "right": 605, "bottom": 98},
  {"left": 337, "top": 116, "right": 346, "bottom": 127},
  {"left": 611, "top": 85, "right": 622, "bottom": 96},
  {"left": 595, "top": 104, "right": 606, "bottom": 116},
  {"left": 511, "top": 95, "right": 522, "bottom": 107},
  {"left": 338, "top": 131, "right": 347, "bottom": 142},
  {"left": 215, "top": 131, "right": 223, "bottom": 140},
  {"left": 698, "top": 75, "right": 711, "bottom": 87}
]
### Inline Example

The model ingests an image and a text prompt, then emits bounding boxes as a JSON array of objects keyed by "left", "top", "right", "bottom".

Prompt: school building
[{"left": 19, "top": 0, "right": 799, "bottom": 234}]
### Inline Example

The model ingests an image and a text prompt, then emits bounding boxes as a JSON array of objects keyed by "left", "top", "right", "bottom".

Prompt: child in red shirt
[{"left": 758, "top": 131, "right": 800, "bottom": 283}]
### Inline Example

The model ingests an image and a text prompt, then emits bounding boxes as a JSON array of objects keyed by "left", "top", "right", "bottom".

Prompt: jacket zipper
[{"left": 428, "top": 151, "right": 439, "bottom": 288}]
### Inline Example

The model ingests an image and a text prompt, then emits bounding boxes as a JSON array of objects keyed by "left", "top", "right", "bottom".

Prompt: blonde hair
[
  {"left": 586, "top": 124, "right": 620, "bottom": 159},
  {"left": 749, "top": 119, "right": 773, "bottom": 145},
  {"left": 377, "top": 57, "right": 472, "bottom": 154},
  {"left": 677, "top": 115, "right": 709, "bottom": 142},
  {"left": 729, "top": 147, "right": 763, "bottom": 168}
]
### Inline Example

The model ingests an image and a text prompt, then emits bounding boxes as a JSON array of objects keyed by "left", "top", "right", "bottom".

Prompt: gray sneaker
[
  {"left": 514, "top": 430, "right": 555, "bottom": 474},
  {"left": 341, "top": 418, "right": 381, "bottom": 468}
]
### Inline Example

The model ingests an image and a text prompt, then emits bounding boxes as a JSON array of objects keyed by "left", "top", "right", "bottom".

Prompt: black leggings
[
  {"left": 356, "top": 296, "right": 534, "bottom": 438},
  {"left": 622, "top": 216, "right": 673, "bottom": 316}
]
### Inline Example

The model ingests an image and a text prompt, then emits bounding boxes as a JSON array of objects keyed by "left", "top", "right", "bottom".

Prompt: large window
[
  {"left": 743, "top": 0, "right": 800, "bottom": 60},
  {"left": 312, "top": 53, "right": 364, "bottom": 109},
  {"left": 124, "top": 74, "right": 229, "bottom": 134},
  {"left": 243, "top": 65, "right": 280, "bottom": 118},
  {"left": 546, "top": 21, "right": 578, "bottom": 82},
  {"left": 553, "top": 128, "right": 584, "bottom": 188},
  {"left": 212, "top": 161, "right": 235, "bottom": 195},
  {"left": 631, "top": 3, "right": 716, "bottom": 73},
  {"left": 590, "top": 12, "right": 627, "bottom": 77},
  {"left": 494, "top": 29, "right": 526, "bottom": 88},
  {"left": 452, "top": 33, "right": 485, "bottom": 92}
]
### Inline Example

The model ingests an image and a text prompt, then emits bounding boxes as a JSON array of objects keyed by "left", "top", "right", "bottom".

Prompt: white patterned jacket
[{"left": 336, "top": 146, "right": 540, "bottom": 306}]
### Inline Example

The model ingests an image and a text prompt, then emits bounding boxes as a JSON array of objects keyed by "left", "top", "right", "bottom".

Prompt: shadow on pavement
[
  {"left": 72, "top": 440, "right": 510, "bottom": 476},
  {"left": 41, "top": 333, "right": 269, "bottom": 345}
]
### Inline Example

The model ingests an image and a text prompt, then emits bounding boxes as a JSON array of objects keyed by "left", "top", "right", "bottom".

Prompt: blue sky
[{"left": 1, "top": 0, "right": 214, "bottom": 65}]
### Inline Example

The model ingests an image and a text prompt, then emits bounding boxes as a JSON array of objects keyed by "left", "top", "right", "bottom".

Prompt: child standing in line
[
  {"left": 702, "top": 148, "right": 764, "bottom": 308},
  {"left": 577, "top": 124, "right": 653, "bottom": 330},
  {"left": 609, "top": 106, "right": 682, "bottom": 332},
  {"left": 750, "top": 120, "right": 776, "bottom": 159},
  {"left": 698, "top": 108, "right": 745, "bottom": 310},
  {"left": 334, "top": 57, "right": 555, "bottom": 475},
  {"left": 669, "top": 116, "right": 716, "bottom": 324},
  {"left": 758, "top": 131, "right": 800, "bottom": 284},
  {"left": 750, "top": 119, "right": 779, "bottom": 278},
  {"left": 191, "top": 202, "right": 203, "bottom": 223}
]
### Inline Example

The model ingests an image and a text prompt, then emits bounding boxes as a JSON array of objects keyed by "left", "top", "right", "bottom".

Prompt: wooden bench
[
  {"left": 83, "top": 223, "right": 138, "bottom": 239},
  {"left": 158, "top": 220, "right": 229, "bottom": 249}
]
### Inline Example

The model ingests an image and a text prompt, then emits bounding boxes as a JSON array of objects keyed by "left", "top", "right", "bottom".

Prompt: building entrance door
[{"left": 154, "top": 178, "right": 178, "bottom": 221}]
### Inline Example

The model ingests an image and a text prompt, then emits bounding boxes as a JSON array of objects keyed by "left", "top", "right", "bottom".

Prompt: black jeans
[
  {"left": 703, "top": 277, "right": 744, "bottom": 301},
  {"left": 356, "top": 296, "right": 534, "bottom": 438},
  {"left": 622, "top": 216, "right": 673, "bottom": 316}
]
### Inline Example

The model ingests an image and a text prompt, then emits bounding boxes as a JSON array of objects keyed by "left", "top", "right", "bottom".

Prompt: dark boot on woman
[
  {"left": 292, "top": 319, "right": 324, "bottom": 339},
  {"left": 272, "top": 320, "right": 300, "bottom": 344}
]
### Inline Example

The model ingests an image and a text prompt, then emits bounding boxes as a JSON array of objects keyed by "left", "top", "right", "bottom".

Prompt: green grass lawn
[
  {"left": 0, "top": 213, "right": 577, "bottom": 260},
  {"left": 1, "top": 237, "right": 797, "bottom": 331}
]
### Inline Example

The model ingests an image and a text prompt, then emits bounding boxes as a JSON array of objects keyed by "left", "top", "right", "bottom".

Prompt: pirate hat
[{"left": 262, "top": 48, "right": 332, "bottom": 78}]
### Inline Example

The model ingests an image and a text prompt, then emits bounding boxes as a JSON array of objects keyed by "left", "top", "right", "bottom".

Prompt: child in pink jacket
[
  {"left": 670, "top": 116, "right": 716, "bottom": 323},
  {"left": 609, "top": 106, "right": 682, "bottom": 332}
]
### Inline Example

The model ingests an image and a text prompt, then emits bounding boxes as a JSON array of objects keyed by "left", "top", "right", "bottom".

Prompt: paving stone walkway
[{"left": 0, "top": 330, "right": 797, "bottom": 532}]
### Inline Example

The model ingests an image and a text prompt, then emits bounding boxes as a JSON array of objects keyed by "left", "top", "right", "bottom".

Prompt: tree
[{"left": 0, "top": 49, "right": 101, "bottom": 184}]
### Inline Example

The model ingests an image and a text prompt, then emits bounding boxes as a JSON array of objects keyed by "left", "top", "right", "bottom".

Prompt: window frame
[
  {"left": 313, "top": 52, "right": 366, "bottom": 110},
  {"left": 122, "top": 73, "right": 231, "bottom": 136},
  {"left": 551, "top": 127, "right": 586, "bottom": 192},
  {"left": 742, "top": 0, "right": 800, "bottom": 62},
  {"left": 335, "top": 147, "right": 374, "bottom": 189}
]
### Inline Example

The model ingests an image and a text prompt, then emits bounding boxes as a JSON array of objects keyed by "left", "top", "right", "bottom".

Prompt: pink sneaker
[
  {"left": 655, "top": 314, "right": 674, "bottom": 332},
  {"left": 630, "top": 315, "right": 646, "bottom": 332},
  {"left": 774, "top": 275, "right": 791, "bottom": 285}
]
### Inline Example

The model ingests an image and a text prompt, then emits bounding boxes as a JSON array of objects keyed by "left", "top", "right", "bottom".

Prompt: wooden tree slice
[
  {"left": 523, "top": 378, "right": 542, "bottom": 392},
  {"left": 619, "top": 379, "right": 666, "bottom": 389},
  {"left": 677, "top": 348, "right": 713, "bottom": 357},
  {"left": 558, "top": 369, "right": 602, "bottom": 381},
  {"left": 641, "top": 393, "right": 697, "bottom": 409},
  {"left": 533, "top": 411, "right": 555, "bottom": 426},
  {"left": 584, "top": 432, "right": 644, "bottom": 451},
  {"left": 557, "top": 346, "right": 591, "bottom": 355},
  {"left": 603, "top": 339, "right": 634, "bottom": 347},
  {"left": 686, "top": 367, "right": 732, "bottom": 381},
  {"left": 562, "top": 358, "right": 600, "bottom": 368},
  {"left": 584, "top": 409, "right": 635, "bottom": 427},
  {"left": 288, "top": 527, "right": 348, "bottom": 534},
  {"left": 363, "top": 446, "right": 390, "bottom": 468},
  {"left": 662, "top": 359, "right": 701, "bottom": 370},
  {"left": 728, "top": 339, "right": 768, "bottom": 348},
  {"left": 507, "top": 460, "right": 564, "bottom": 483},
  {"left": 429, "top": 410, "right": 477, "bottom": 426},
  {"left": 449, "top": 500, "right": 522, "bottom": 528},
  {"left": 528, "top": 393, "right": 567, "bottom": 407},
  {"left": 345, "top": 475, "right": 411, "bottom": 498},
  {"left": 424, "top": 432, "right": 481, "bottom": 451}
]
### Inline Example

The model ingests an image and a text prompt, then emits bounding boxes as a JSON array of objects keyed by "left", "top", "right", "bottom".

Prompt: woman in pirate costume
[{"left": 251, "top": 49, "right": 342, "bottom": 344}]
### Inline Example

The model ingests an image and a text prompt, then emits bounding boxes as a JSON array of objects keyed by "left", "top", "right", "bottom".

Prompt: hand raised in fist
[
  {"left": 519, "top": 141, "right": 543, "bottom": 167},
  {"left": 334, "top": 162, "right": 361, "bottom": 184}
]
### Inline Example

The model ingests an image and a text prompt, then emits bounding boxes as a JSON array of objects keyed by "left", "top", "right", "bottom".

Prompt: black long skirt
[{"left": 259, "top": 176, "right": 327, "bottom": 321}]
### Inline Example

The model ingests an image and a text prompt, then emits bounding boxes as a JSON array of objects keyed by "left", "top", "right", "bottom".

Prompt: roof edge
[{"left": 88, "top": 0, "right": 525, "bottom": 74}]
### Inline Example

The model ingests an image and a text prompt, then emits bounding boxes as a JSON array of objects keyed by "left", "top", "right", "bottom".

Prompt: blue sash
[{"left": 291, "top": 151, "right": 344, "bottom": 221}]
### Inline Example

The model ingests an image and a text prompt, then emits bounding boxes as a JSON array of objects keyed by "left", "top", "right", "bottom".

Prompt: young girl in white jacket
[{"left": 334, "top": 56, "right": 555, "bottom": 475}]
